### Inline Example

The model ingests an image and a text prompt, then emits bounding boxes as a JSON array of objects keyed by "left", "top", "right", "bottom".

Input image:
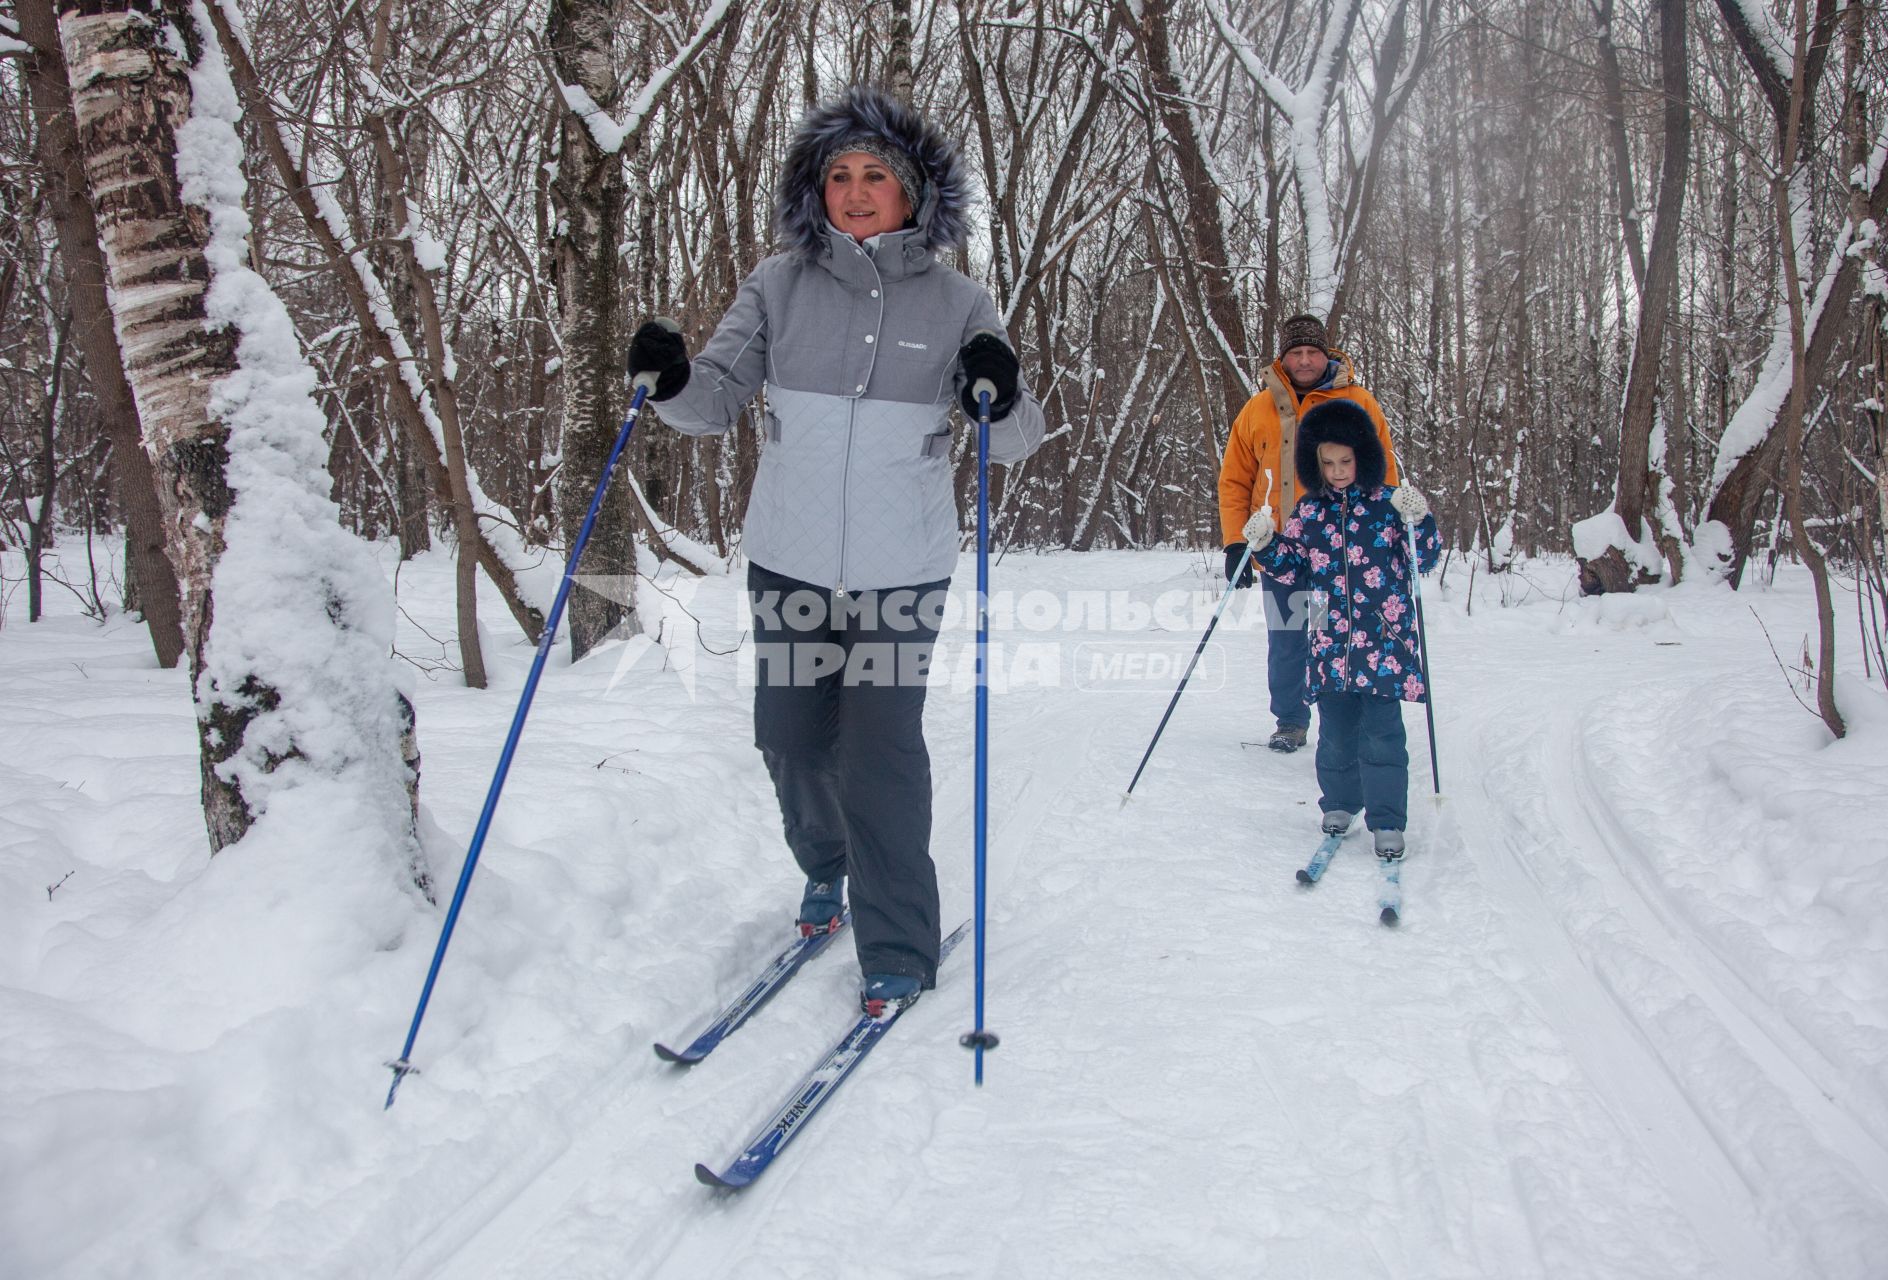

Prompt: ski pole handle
[{"left": 972, "top": 378, "right": 998, "bottom": 409}]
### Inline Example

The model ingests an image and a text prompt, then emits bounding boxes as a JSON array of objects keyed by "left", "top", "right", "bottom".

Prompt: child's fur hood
[
  {"left": 776, "top": 86, "right": 971, "bottom": 260},
  {"left": 1295, "top": 399, "right": 1388, "bottom": 495}
]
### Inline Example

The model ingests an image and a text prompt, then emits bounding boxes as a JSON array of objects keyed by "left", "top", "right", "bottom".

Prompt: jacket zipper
[
  {"left": 836, "top": 246, "right": 889, "bottom": 596},
  {"left": 837, "top": 396, "right": 855, "bottom": 595},
  {"left": 1338, "top": 489, "right": 1358, "bottom": 677}
]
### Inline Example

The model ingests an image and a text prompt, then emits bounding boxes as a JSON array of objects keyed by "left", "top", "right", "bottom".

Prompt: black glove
[
  {"left": 957, "top": 332, "right": 1020, "bottom": 421},
  {"left": 627, "top": 320, "right": 691, "bottom": 401},
  {"left": 1224, "top": 543, "right": 1255, "bottom": 589}
]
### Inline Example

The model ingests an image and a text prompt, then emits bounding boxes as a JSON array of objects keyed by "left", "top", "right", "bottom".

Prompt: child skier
[{"left": 1241, "top": 399, "right": 1440, "bottom": 861}]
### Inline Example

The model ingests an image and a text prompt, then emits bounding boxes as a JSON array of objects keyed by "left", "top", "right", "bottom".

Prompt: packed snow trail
[
  {"left": 401, "top": 554, "right": 1885, "bottom": 1280},
  {"left": 4, "top": 548, "right": 1886, "bottom": 1279}
]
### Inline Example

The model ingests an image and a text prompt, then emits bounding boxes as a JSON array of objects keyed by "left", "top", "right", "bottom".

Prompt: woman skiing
[
  {"left": 627, "top": 86, "right": 1045, "bottom": 1014},
  {"left": 1243, "top": 399, "right": 1439, "bottom": 861}
]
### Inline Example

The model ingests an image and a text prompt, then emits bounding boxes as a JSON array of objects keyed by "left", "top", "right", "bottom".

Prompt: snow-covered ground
[{"left": 3, "top": 541, "right": 1885, "bottom": 1279}]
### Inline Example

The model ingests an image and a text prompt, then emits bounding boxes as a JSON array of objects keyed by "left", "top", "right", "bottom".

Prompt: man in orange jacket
[{"left": 1218, "top": 313, "right": 1400, "bottom": 752}]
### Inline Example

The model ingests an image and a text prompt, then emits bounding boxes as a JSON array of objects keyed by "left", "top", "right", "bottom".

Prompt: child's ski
[
  {"left": 654, "top": 916, "right": 849, "bottom": 1065},
  {"left": 1378, "top": 858, "right": 1403, "bottom": 926},
  {"left": 1295, "top": 832, "right": 1345, "bottom": 884}
]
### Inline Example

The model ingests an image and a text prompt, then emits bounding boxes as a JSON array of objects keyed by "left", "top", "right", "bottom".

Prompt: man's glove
[
  {"left": 1390, "top": 485, "right": 1430, "bottom": 524},
  {"left": 1224, "top": 543, "right": 1256, "bottom": 588},
  {"left": 627, "top": 319, "right": 691, "bottom": 401},
  {"left": 957, "top": 332, "right": 1019, "bottom": 421},
  {"left": 1242, "top": 507, "right": 1276, "bottom": 550}
]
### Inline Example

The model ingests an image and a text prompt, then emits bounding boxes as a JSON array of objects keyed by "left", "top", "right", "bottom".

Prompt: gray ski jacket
[
  {"left": 652, "top": 92, "right": 1044, "bottom": 592},
  {"left": 654, "top": 229, "right": 1044, "bottom": 591}
]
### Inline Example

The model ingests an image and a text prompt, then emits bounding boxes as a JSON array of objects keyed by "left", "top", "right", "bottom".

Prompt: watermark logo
[
  {"left": 572, "top": 571, "right": 710, "bottom": 698},
  {"left": 573, "top": 574, "right": 1315, "bottom": 697},
  {"left": 1072, "top": 641, "right": 1226, "bottom": 692}
]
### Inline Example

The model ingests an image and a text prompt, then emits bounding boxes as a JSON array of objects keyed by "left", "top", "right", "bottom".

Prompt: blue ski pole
[
  {"left": 384, "top": 337, "right": 670, "bottom": 1109},
  {"left": 959, "top": 381, "right": 1000, "bottom": 1083}
]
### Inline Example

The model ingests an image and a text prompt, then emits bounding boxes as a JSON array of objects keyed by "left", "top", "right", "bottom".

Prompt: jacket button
[
  {"left": 871, "top": 290, "right": 879, "bottom": 298},
  {"left": 865, "top": 334, "right": 875, "bottom": 343},
  {"left": 855, "top": 384, "right": 865, "bottom": 393}
]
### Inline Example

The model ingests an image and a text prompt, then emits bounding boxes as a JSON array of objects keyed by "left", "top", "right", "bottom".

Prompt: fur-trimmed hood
[
  {"left": 1295, "top": 398, "right": 1388, "bottom": 495},
  {"left": 776, "top": 86, "right": 972, "bottom": 260}
]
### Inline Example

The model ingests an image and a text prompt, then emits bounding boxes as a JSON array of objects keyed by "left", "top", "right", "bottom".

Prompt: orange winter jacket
[{"left": 1217, "top": 349, "right": 1400, "bottom": 545}]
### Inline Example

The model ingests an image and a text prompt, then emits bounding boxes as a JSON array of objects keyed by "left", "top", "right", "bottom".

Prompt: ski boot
[
  {"left": 798, "top": 876, "right": 845, "bottom": 938},
  {"left": 1268, "top": 722, "right": 1308, "bottom": 753},
  {"left": 861, "top": 973, "right": 922, "bottom": 1018},
  {"left": 1321, "top": 809, "right": 1355, "bottom": 836},
  {"left": 1374, "top": 829, "right": 1406, "bottom": 861}
]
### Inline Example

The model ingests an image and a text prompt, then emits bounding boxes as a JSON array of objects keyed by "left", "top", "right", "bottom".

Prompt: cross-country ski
[
  {"left": 694, "top": 922, "right": 972, "bottom": 1191},
  {"left": 653, "top": 917, "right": 850, "bottom": 1065}
]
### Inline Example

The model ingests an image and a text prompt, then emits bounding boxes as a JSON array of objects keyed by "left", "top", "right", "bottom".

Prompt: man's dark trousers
[{"left": 1264, "top": 575, "right": 1311, "bottom": 730}]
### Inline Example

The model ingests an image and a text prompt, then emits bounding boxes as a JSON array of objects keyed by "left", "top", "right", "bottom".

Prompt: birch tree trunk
[
  {"left": 59, "top": 0, "right": 418, "bottom": 853},
  {"left": 58, "top": 4, "right": 239, "bottom": 823},
  {"left": 16, "top": 0, "right": 186, "bottom": 666},
  {"left": 548, "top": 0, "right": 642, "bottom": 661}
]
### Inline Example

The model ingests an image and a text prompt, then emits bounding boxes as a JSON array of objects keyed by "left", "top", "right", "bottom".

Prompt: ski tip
[
  {"left": 1295, "top": 869, "right": 1315, "bottom": 885},
  {"left": 653, "top": 1042, "right": 699, "bottom": 1065},
  {"left": 695, "top": 1162, "right": 748, "bottom": 1191},
  {"left": 1380, "top": 907, "right": 1400, "bottom": 927}
]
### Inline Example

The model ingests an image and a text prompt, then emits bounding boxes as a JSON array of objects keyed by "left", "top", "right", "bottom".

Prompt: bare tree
[
  {"left": 1774, "top": 0, "right": 1842, "bottom": 737},
  {"left": 1578, "top": 0, "right": 1690, "bottom": 594}
]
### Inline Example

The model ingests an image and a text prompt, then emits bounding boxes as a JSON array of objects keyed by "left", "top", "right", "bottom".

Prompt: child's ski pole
[{"left": 1403, "top": 511, "right": 1440, "bottom": 795}]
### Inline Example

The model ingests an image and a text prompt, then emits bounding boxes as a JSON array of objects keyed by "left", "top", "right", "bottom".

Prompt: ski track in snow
[{"left": 5, "top": 548, "right": 1888, "bottom": 1279}]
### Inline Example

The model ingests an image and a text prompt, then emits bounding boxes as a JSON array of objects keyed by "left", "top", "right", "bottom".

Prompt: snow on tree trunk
[
  {"left": 59, "top": 0, "right": 418, "bottom": 855},
  {"left": 1698, "top": 153, "right": 1886, "bottom": 586},
  {"left": 197, "top": 1, "right": 547, "bottom": 650}
]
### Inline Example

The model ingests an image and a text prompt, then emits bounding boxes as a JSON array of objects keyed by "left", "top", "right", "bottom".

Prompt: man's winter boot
[
  {"left": 861, "top": 973, "right": 922, "bottom": 1017},
  {"left": 1374, "top": 830, "right": 1406, "bottom": 861},
  {"left": 798, "top": 876, "right": 845, "bottom": 937},
  {"left": 1268, "top": 722, "right": 1309, "bottom": 753},
  {"left": 1321, "top": 809, "right": 1354, "bottom": 836}
]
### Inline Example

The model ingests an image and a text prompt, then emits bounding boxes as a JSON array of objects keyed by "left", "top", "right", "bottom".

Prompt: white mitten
[
  {"left": 1391, "top": 486, "right": 1430, "bottom": 523},
  {"left": 1242, "top": 507, "right": 1276, "bottom": 550}
]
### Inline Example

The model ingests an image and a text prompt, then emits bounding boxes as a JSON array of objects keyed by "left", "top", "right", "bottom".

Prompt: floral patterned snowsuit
[{"left": 1258, "top": 483, "right": 1441, "bottom": 832}]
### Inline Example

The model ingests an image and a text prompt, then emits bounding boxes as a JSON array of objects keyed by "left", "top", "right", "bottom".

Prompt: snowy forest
[{"left": 3, "top": 0, "right": 1888, "bottom": 1276}]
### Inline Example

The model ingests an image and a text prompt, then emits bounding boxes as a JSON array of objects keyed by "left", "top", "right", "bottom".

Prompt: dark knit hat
[
  {"left": 822, "top": 134, "right": 922, "bottom": 211},
  {"left": 1278, "top": 313, "right": 1330, "bottom": 359}
]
